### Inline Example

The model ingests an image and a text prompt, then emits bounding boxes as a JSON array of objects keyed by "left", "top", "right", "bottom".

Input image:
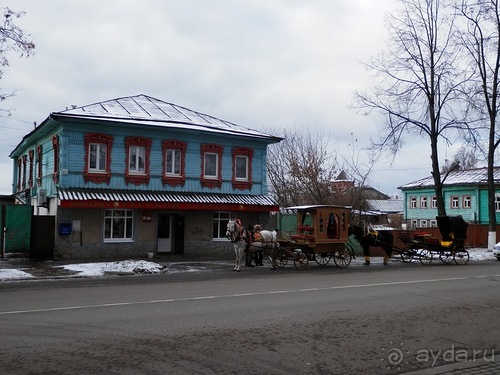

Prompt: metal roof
[
  {"left": 57, "top": 188, "right": 278, "bottom": 207},
  {"left": 365, "top": 199, "right": 404, "bottom": 213},
  {"left": 399, "top": 167, "right": 500, "bottom": 189},
  {"left": 50, "top": 94, "right": 282, "bottom": 142}
]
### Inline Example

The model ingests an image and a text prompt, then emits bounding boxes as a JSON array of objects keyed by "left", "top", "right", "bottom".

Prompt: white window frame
[
  {"left": 496, "top": 194, "right": 500, "bottom": 212},
  {"left": 165, "top": 148, "right": 181, "bottom": 176},
  {"left": 213, "top": 211, "right": 236, "bottom": 241},
  {"left": 235, "top": 155, "right": 249, "bottom": 181},
  {"left": 420, "top": 196, "right": 428, "bottom": 209},
  {"left": 419, "top": 220, "right": 428, "bottom": 227},
  {"left": 104, "top": 209, "right": 134, "bottom": 243},
  {"left": 451, "top": 196, "right": 459, "bottom": 209},
  {"left": 410, "top": 197, "right": 417, "bottom": 209},
  {"left": 430, "top": 219, "right": 437, "bottom": 227},
  {"left": 463, "top": 195, "right": 471, "bottom": 209},
  {"left": 411, "top": 219, "right": 418, "bottom": 229},
  {"left": 89, "top": 143, "right": 107, "bottom": 172},
  {"left": 431, "top": 196, "right": 437, "bottom": 209},
  {"left": 128, "top": 145, "right": 146, "bottom": 174},
  {"left": 204, "top": 152, "right": 218, "bottom": 179}
]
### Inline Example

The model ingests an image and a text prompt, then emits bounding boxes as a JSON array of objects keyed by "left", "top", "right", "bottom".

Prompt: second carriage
[{"left": 275, "top": 205, "right": 353, "bottom": 270}]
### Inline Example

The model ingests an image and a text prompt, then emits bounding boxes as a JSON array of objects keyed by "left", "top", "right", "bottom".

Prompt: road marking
[{"left": 0, "top": 275, "right": 495, "bottom": 316}]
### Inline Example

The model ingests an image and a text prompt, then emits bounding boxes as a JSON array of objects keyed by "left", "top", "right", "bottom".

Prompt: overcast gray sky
[{"left": 1, "top": 0, "right": 459, "bottom": 196}]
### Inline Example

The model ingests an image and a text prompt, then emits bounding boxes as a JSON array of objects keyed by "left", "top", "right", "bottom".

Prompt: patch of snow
[
  {"left": 0, "top": 269, "right": 34, "bottom": 280},
  {"left": 61, "top": 260, "right": 165, "bottom": 276}
]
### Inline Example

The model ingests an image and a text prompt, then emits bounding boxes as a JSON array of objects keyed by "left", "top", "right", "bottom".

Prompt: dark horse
[{"left": 349, "top": 224, "right": 394, "bottom": 265}]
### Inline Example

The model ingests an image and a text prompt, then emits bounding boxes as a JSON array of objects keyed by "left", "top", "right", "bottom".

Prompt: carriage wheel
[
  {"left": 400, "top": 249, "right": 414, "bottom": 263},
  {"left": 453, "top": 249, "right": 469, "bottom": 265},
  {"left": 439, "top": 251, "right": 454, "bottom": 264},
  {"left": 333, "top": 246, "right": 352, "bottom": 268},
  {"left": 293, "top": 251, "right": 309, "bottom": 270},
  {"left": 314, "top": 253, "right": 331, "bottom": 266},
  {"left": 276, "top": 251, "right": 288, "bottom": 267},
  {"left": 418, "top": 247, "right": 433, "bottom": 265}
]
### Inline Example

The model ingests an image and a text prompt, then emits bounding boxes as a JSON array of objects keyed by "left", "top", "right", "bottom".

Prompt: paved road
[{"left": 0, "top": 260, "right": 499, "bottom": 374}]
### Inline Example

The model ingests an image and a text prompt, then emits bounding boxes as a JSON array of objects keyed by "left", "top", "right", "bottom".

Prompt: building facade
[
  {"left": 399, "top": 167, "right": 500, "bottom": 228},
  {"left": 9, "top": 95, "right": 281, "bottom": 259}
]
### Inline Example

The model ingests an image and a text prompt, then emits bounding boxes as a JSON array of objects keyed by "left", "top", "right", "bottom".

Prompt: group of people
[{"left": 243, "top": 224, "right": 265, "bottom": 267}]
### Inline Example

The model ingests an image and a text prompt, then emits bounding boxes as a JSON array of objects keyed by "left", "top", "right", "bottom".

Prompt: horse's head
[
  {"left": 226, "top": 219, "right": 242, "bottom": 242},
  {"left": 349, "top": 224, "right": 364, "bottom": 241}
]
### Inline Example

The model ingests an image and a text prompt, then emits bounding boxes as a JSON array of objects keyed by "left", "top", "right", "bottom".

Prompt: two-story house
[
  {"left": 399, "top": 167, "right": 500, "bottom": 228},
  {"left": 9, "top": 94, "right": 281, "bottom": 259}
]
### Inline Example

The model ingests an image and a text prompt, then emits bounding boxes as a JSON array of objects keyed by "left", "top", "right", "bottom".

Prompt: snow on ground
[{"left": 0, "top": 248, "right": 497, "bottom": 281}]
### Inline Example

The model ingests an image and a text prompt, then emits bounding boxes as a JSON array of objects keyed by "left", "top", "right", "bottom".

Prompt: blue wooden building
[
  {"left": 9, "top": 94, "right": 281, "bottom": 259},
  {"left": 399, "top": 167, "right": 500, "bottom": 228}
]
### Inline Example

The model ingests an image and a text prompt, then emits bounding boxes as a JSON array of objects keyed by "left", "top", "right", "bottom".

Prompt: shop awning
[{"left": 57, "top": 188, "right": 279, "bottom": 212}]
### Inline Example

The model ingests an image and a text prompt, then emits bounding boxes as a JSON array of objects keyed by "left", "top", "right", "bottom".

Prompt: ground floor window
[
  {"left": 104, "top": 209, "right": 133, "bottom": 242},
  {"left": 213, "top": 211, "right": 236, "bottom": 240}
]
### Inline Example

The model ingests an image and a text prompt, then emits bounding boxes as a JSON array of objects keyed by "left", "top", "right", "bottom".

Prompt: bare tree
[
  {"left": 458, "top": 0, "right": 500, "bottom": 248},
  {"left": 353, "top": 0, "right": 476, "bottom": 216},
  {"left": 0, "top": 6, "right": 35, "bottom": 113},
  {"left": 267, "top": 128, "right": 337, "bottom": 207}
]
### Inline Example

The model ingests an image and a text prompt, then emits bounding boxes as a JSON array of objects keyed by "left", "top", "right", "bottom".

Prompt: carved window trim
[
  {"left": 52, "top": 135, "right": 60, "bottom": 184},
  {"left": 162, "top": 140, "right": 187, "bottom": 187},
  {"left": 36, "top": 145, "right": 43, "bottom": 187},
  {"left": 201, "top": 144, "right": 223, "bottom": 189},
  {"left": 84, "top": 133, "right": 113, "bottom": 184},
  {"left": 124, "top": 136, "right": 152, "bottom": 185},
  {"left": 231, "top": 147, "right": 253, "bottom": 191},
  {"left": 28, "top": 150, "right": 34, "bottom": 188}
]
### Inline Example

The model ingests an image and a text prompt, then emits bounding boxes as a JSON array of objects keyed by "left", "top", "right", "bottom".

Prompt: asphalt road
[{"left": 0, "top": 260, "right": 499, "bottom": 374}]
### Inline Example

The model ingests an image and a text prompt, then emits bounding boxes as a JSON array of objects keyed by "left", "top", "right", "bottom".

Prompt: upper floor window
[
  {"left": 84, "top": 133, "right": 113, "bottom": 184},
  {"left": 162, "top": 140, "right": 187, "bottom": 187},
  {"left": 451, "top": 196, "right": 459, "bottom": 209},
  {"left": 28, "top": 149, "right": 34, "bottom": 188},
  {"left": 125, "top": 137, "right": 151, "bottom": 185},
  {"left": 232, "top": 147, "right": 253, "bottom": 190},
  {"left": 463, "top": 195, "right": 471, "bottom": 209},
  {"left": 36, "top": 145, "right": 43, "bottom": 186},
  {"left": 431, "top": 196, "right": 437, "bottom": 209},
  {"left": 496, "top": 194, "right": 500, "bottom": 211},
  {"left": 420, "top": 196, "right": 427, "bottom": 209},
  {"left": 410, "top": 197, "right": 417, "bottom": 209},
  {"left": 201, "top": 144, "right": 223, "bottom": 189}
]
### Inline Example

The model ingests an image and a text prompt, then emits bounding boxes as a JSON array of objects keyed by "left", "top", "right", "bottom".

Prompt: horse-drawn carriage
[
  {"left": 275, "top": 205, "right": 353, "bottom": 270},
  {"left": 396, "top": 215, "right": 470, "bottom": 265}
]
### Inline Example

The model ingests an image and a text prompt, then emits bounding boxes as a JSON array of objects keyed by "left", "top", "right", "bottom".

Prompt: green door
[{"left": 3, "top": 205, "right": 32, "bottom": 253}]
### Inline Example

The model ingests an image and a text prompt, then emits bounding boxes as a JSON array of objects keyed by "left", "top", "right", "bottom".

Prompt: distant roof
[
  {"left": 399, "top": 167, "right": 500, "bottom": 189},
  {"left": 50, "top": 94, "right": 282, "bottom": 142},
  {"left": 366, "top": 199, "right": 404, "bottom": 213}
]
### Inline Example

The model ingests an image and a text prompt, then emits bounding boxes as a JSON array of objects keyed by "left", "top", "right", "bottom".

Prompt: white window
[
  {"left": 451, "top": 196, "right": 459, "bottom": 209},
  {"left": 420, "top": 197, "right": 427, "bottom": 209},
  {"left": 166, "top": 149, "right": 181, "bottom": 176},
  {"left": 89, "top": 143, "right": 107, "bottom": 171},
  {"left": 204, "top": 153, "right": 218, "bottom": 179},
  {"left": 431, "top": 196, "right": 437, "bottom": 209},
  {"left": 463, "top": 195, "right": 471, "bottom": 209},
  {"left": 430, "top": 219, "right": 437, "bottom": 227},
  {"left": 213, "top": 212, "right": 235, "bottom": 240},
  {"left": 419, "top": 220, "right": 428, "bottom": 227},
  {"left": 104, "top": 210, "right": 133, "bottom": 242},
  {"left": 235, "top": 155, "right": 248, "bottom": 181},
  {"left": 410, "top": 197, "right": 417, "bottom": 209},
  {"left": 496, "top": 195, "right": 500, "bottom": 211},
  {"left": 411, "top": 219, "right": 418, "bottom": 229},
  {"left": 128, "top": 145, "right": 146, "bottom": 174}
]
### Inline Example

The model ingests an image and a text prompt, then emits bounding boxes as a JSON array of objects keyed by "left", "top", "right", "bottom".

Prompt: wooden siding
[
  {"left": 17, "top": 119, "right": 273, "bottom": 197},
  {"left": 403, "top": 185, "right": 500, "bottom": 225}
]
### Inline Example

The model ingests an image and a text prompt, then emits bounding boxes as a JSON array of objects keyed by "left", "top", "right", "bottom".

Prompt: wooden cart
[{"left": 276, "top": 205, "right": 352, "bottom": 270}]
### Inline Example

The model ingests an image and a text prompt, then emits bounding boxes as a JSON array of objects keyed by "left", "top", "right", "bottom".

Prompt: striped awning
[{"left": 57, "top": 188, "right": 279, "bottom": 212}]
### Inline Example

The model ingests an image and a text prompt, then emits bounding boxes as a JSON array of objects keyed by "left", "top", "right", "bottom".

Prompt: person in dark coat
[{"left": 245, "top": 225, "right": 255, "bottom": 267}]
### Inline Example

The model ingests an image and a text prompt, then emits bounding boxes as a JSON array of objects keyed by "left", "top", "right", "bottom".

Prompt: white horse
[
  {"left": 226, "top": 219, "right": 248, "bottom": 272},
  {"left": 251, "top": 226, "right": 279, "bottom": 269}
]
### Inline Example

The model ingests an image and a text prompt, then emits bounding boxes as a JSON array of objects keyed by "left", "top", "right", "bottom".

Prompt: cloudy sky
[{"left": 0, "top": 0, "right": 461, "bottom": 196}]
